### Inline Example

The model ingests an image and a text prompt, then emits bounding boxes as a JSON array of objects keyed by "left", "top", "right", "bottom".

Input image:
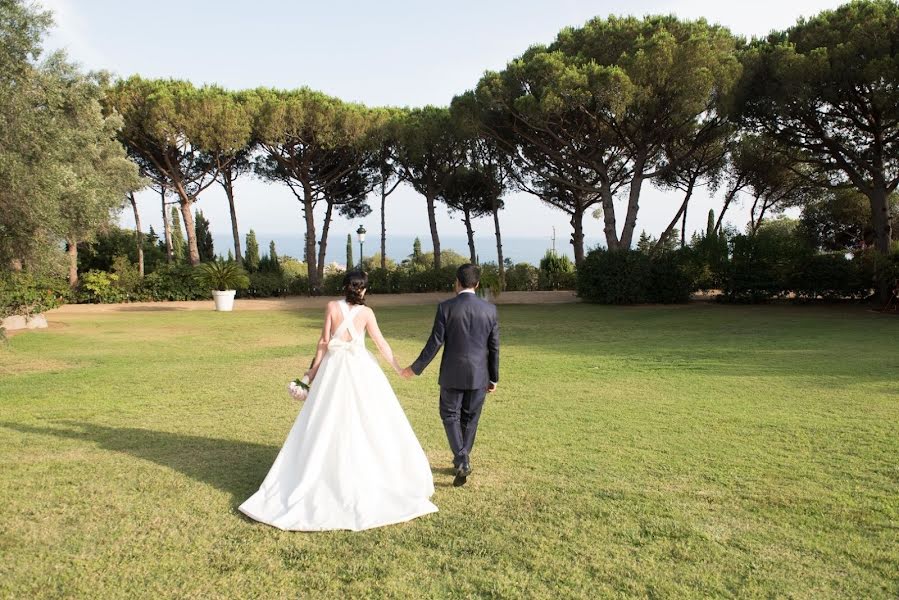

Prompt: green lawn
[{"left": 1, "top": 302, "right": 897, "bottom": 599}]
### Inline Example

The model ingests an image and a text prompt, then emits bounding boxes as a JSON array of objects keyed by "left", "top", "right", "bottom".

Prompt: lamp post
[{"left": 356, "top": 225, "right": 366, "bottom": 269}]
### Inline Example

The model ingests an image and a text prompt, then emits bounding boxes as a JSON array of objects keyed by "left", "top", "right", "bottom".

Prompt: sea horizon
[{"left": 211, "top": 232, "right": 598, "bottom": 267}]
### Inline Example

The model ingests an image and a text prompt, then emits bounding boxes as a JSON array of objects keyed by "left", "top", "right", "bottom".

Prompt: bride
[{"left": 239, "top": 271, "right": 438, "bottom": 531}]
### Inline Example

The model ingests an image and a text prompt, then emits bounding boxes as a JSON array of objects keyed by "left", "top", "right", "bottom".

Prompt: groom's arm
[
  {"left": 487, "top": 307, "right": 499, "bottom": 385},
  {"left": 410, "top": 304, "right": 446, "bottom": 376}
]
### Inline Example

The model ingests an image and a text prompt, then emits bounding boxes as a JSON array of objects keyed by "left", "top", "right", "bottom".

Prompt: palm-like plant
[{"left": 194, "top": 259, "right": 249, "bottom": 291}]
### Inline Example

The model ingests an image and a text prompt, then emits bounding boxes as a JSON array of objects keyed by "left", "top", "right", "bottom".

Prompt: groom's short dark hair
[{"left": 456, "top": 264, "right": 480, "bottom": 289}]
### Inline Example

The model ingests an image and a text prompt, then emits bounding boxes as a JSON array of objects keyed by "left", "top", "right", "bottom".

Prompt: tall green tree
[
  {"left": 655, "top": 126, "right": 733, "bottom": 250},
  {"left": 371, "top": 110, "right": 405, "bottom": 270},
  {"left": 194, "top": 209, "right": 214, "bottom": 262},
  {"left": 170, "top": 207, "right": 186, "bottom": 263},
  {"left": 735, "top": 0, "right": 899, "bottom": 256},
  {"left": 466, "top": 15, "right": 741, "bottom": 258},
  {"left": 438, "top": 167, "right": 502, "bottom": 264},
  {"left": 107, "top": 77, "right": 222, "bottom": 266},
  {"left": 244, "top": 229, "right": 260, "bottom": 272},
  {"left": 394, "top": 107, "right": 467, "bottom": 269},
  {"left": 346, "top": 234, "right": 353, "bottom": 269},
  {"left": 799, "top": 189, "right": 899, "bottom": 251},
  {"left": 0, "top": 1, "right": 139, "bottom": 276},
  {"left": 252, "top": 88, "right": 381, "bottom": 292},
  {"left": 192, "top": 87, "right": 256, "bottom": 264}
]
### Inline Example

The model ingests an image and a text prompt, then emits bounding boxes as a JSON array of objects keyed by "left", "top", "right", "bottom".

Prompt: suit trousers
[{"left": 439, "top": 386, "right": 488, "bottom": 465}]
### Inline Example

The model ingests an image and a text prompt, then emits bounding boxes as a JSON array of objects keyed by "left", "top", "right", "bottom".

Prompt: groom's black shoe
[{"left": 453, "top": 460, "right": 472, "bottom": 487}]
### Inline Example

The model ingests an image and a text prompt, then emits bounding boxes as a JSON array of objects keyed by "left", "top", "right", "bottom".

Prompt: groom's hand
[
  {"left": 400, "top": 367, "right": 415, "bottom": 380},
  {"left": 487, "top": 382, "right": 497, "bottom": 393}
]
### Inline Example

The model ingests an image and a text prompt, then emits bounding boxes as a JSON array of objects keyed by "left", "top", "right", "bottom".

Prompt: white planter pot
[{"left": 212, "top": 290, "right": 236, "bottom": 312}]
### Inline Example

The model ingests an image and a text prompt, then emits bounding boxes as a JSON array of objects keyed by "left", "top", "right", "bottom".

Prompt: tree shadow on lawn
[{"left": 0, "top": 421, "right": 279, "bottom": 506}]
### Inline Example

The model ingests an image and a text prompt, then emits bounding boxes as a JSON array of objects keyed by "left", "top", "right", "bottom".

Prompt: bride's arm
[
  {"left": 365, "top": 309, "right": 402, "bottom": 374},
  {"left": 305, "top": 304, "right": 333, "bottom": 381}
]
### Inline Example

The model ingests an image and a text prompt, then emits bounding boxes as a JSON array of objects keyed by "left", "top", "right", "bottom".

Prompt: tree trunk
[
  {"left": 380, "top": 179, "right": 387, "bottom": 270},
  {"left": 868, "top": 185, "right": 894, "bottom": 254},
  {"left": 316, "top": 200, "right": 335, "bottom": 284},
  {"left": 175, "top": 193, "right": 200, "bottom": 266},
  {"left": 426, "top": 187, "right": 441, "bottom": 269},
  {"left": 714, "top": 188, "right": 737, "bottom": 235},
  {"left": 302, "top": 187, "right": 319, "bottom": 294},
  {"left": 492, "top": 201, "right": 505, "bottom": 291},
  {"left": 656, "top": 189, "right": 693, "bottom": 253},
  {"left": 570, "top": 207, "right": 586, "bottom": 267},
  {"left": 129, "top": 192, "right": 144, "bottom": 278},
  {"left": 222, "top": 171, "right": 242, "bottom": 264},
  {"left": 680, "top": 196, "right": 689, "bottom": 249},
  {"left": 463, "top": 208, "right": 476, "bottom": 264},
  {"left": 748, "top": 194, "right": 762, "bottom": 235},
  {"left": 66, "top": 240, "right": 78, "bottom": 287},
  {"left": 867, "top": 185, "right": 895, "bottom": 303},
  {"left": 600, "top": 179, "right": 620, "bottom": 250},
  {"left": 161, "top": 187, "right": 173, "bottom": 263},
  {"left": 619, "top": 161, "right": 646, "bottom": 250}
]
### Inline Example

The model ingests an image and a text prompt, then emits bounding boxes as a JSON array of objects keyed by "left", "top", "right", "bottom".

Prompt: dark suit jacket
[{"left": 411, "top": 292, "right": 499, "bottom": 390}]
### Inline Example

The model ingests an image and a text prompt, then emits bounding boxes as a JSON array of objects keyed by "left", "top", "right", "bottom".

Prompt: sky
[{"left": 41, "top": 0, "right": 845, "bottom": 263}]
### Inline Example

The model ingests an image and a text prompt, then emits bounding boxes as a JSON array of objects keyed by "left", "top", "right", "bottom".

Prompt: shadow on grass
[
  {"left": 114, "top": 306, "right": 189, "bottom": 312},
  {"left": 0, "top": 421, "right": 279, "bottom": 505}
]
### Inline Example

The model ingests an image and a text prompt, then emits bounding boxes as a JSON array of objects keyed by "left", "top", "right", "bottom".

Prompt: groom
[{"left": 402, "top": 264, "right": 500, "bottom": 487}]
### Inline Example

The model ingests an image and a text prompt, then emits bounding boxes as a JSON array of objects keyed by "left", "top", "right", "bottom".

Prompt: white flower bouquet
[{"left": 288, "top": 375, "right": 311, "bottom": 401}]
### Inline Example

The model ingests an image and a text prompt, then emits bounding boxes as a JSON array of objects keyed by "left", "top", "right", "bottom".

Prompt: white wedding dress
[{"left": 239, "top": 300, "right": 438, "bottom": 531}]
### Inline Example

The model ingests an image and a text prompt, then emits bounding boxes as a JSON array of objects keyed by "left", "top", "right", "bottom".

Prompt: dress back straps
[{"left": 333, "top": 300, "right": 363, "bottom": 341}]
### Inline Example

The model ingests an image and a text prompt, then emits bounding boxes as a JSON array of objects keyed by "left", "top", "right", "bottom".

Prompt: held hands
[{"left": 400, "top": 367, "right": 415, "bottom": 380}]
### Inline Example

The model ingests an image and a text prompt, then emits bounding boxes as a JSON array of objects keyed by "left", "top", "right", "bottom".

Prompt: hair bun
[{"left": 343, "top": 270, "right": 368, "bottom": 305}]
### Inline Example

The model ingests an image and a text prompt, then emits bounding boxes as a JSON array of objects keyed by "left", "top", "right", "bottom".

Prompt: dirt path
[{"left": 49, "top": 290, "right": 580, "bottom": 314}]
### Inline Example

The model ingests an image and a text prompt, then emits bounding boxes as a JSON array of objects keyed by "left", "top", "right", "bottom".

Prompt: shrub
[
  {"left": 243, "top": 272, "right": 290, "bottom": 298},
  {"left": 578, "top": 249, "right": 652, "bottom": 304},
  {"left": 647, "top": 251, "right": 697, "bottom": 304},
  {"left": 576, "top": 249, "right": 696, "bottom": 305},
  {"left": 0, "top": 273, "right": 70, "bottom": 318},
  {"left": 791, "top": 253, "right": 866, "bottom": 300},
  {"left": 538, "top": 251, "right": 576, "bottom": 290},
  {"left": 78, "top": 270, "right": 127, "bottom": 304},
  {"left": 137, "top": 265, "right": 208, "bottom": 301},
  {"left": 721, "top": 220, "right": 812, "bottom": 303},
  {"left": 478, "top": 263, "right": 502, "bottom": 295},
  {"left": 288, "top": 276, "right": 310, "bottom": 296},
  {"left": 111, "top": 256, "right": 142, "bottom": 296},
  {"left": 505, "top": 263, "right": 539, "bottom": 291}
]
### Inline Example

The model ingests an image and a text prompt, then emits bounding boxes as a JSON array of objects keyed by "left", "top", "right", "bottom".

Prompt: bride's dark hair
[{"left": 343, "top": 270, "right": 368, "bottom": 305}]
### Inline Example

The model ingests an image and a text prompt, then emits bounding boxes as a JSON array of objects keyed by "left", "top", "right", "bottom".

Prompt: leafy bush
[
  {"left": 478, "top": 263, "right": 502, "bottom": 295},
  {"left": 577, "top": 249, "right": 696, "bottom": 304},
  {"left": 136, "top": 265, "right": 209, "bottom": 301},
  {"left": 243, "top": 272, "right": 290, "bottom": 298},
  {"left": 288, "top": 276, "right": 310, "bottom": 295},
  {"left": 538, "top": 251, "right": 576, "bottom": 290},
  {"left": 78, "top": 270, "right": 128, "bottom": 304},
  {"left": 578, "top": 249, "right": 652, "bottom": 304},
  {"left": 721, "top": 220, "right": 812, "bottom": 303},
  {"left": 111, "top": 256, "right": 142, "bottom": 296},
  {"left": 505, "top": 263, "right": 539, "bottom": 291},
  {"left": 790, "top": 253, "right": 866, "bottom": 300},
  {"left": 0, "top": 273, "right": 70, "bottom": 319},
  {"left": 647, "top": 251, "right": 697, "bottom": 304}
]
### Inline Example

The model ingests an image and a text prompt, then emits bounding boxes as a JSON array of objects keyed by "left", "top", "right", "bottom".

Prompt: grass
[{"left": 1, "top": 301, "right": 897, "bottom": 599}]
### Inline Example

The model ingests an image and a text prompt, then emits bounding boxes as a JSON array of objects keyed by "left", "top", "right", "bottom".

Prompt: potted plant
[{"left": 194, "top": 260, "right": 250, "bottom": 312}]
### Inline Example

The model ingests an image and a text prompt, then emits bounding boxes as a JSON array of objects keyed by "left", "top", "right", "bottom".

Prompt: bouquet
[{"left": 288, "top": 374, "right": 311, "bottom": 401}]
